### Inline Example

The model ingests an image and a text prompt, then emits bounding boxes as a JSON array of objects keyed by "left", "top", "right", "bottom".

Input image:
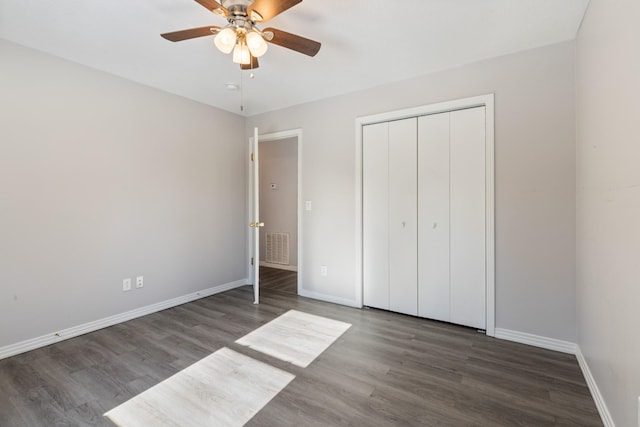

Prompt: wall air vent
[{"left": 266, "top": 232, "right": 289, "bottom": 265}]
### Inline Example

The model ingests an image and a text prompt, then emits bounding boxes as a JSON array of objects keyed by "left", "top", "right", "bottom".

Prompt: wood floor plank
[
  {"left": 0, "top": 267, "right": 602, "bottom": 426},
  {"left": 0, "top": 391, "right": 28, "bottom": 427},
  {"left": 10, "top": 386, "right": 79, "bottom": 427}
]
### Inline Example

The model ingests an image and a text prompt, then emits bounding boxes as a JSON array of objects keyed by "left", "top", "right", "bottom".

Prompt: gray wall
[
  {"left": 576, "top": 0, "right": 640, "bottom": 425},
  {"left": 247, "top": 41, "right": 577, "bottom": 341},
  {"left": 0, "top": 37, "right": 580, "bottom": 356},
  {"left": 259, "top": 137, "right": 298, "bottom": 267},
  {"left": 0, "top": 40, "right": 247, "bottom": 348}
]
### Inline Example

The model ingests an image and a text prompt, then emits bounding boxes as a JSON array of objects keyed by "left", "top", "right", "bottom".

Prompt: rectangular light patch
[
  {"left": 236, "top": 310, "right": 351, "bottom": 368},
  {"left": 105, "top": 347, "right": 294, "bottom": 427}
]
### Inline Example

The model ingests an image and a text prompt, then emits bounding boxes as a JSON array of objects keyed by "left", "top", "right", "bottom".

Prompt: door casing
[{"left": 247, "top": 128, "right": 303, "bottom": 296}]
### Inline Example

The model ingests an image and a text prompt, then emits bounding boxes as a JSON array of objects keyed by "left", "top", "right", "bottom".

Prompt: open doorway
[{"left": 257, "top": 130, "right": 301, "bottom": 295}]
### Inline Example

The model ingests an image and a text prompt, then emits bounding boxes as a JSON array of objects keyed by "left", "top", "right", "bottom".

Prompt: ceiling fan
[{"left": 161, "top": 0, "right": 321, "bottom": 70}]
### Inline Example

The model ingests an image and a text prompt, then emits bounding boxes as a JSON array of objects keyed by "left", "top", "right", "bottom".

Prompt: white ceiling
[{"left": 0, "top": 0, "right": 589, "bottom": 116}]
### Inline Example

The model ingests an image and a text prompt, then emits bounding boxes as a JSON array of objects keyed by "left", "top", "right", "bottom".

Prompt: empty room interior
[{"left": 1, "top": 0, "right": 639, "bottom": 426}]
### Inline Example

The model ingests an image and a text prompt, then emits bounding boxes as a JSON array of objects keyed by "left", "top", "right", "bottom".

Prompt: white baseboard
[
  {"left": 494, "top": 328, "right": 577, "bottom": 354},
  {"left": 575, "top": 346, "right": 615, "bottom": 427},
  {"left": 298, "top": 288, "right": 360, "bottom": 308},
  {"left": 259, "top": 261, "right": 298, "bottom": 272},
  {"left": 0, "top": 279, "right": 247, "bottom": 361},
  {"left": 494, "top": 329, "right": 612, "bottom": 426}
]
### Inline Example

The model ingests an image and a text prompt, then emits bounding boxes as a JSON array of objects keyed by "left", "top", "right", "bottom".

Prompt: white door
[
  {"left": 418, "top": 112, "right": 451, "bottom": 322},
  {"left": 362, "top": 118, "right": 418, "bottom": 316},
  {"left": 450, "top": 107, "right": 486, "bottom": 329},
  {"left": 362, "top": 122, "right": 389, "bottom": 310},
  {"left": 250, "top": 127, "right": 262, "bottom": 304},
  {"left": 388, "top": 118, "right": 418, "bottom": 316},
  {"left": 417, "top": 107, "right": 486, "bottom": 329},
  {"left": 363, "top": 107, "right": 486, "bottom": 328},
  {"left": 357, "top": 94, "right": 494, "bottom": 335}
]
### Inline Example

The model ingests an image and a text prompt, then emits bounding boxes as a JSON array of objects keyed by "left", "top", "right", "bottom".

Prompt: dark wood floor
[{"left": 1, "top": 267, "right": 601, "bottom": 426}]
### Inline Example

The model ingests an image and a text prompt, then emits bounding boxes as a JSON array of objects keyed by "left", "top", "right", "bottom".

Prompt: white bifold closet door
[
  {"left": 362, "top": 122, "right": 389, "bottom": 310},
  {"left": 388, "top": 119, "right": 418, "bottom": 316},
  {"left": 450, "top": 107, "right": 486, "bottom": 329},
  {"left": 363, "top": 106, "right": 485, "bottom": 329},
  {"left": 418, "top": 107, "right": 486, "bottom": 329},
  {"left": 362, "top": 118, "right": 418, "bottom": 316},
  {"left": 417, "top": 112, "right": 450, "bottom": 322}
]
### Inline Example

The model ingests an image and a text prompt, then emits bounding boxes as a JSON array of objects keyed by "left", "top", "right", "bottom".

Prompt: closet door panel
[
  {"left": 450, "top": 107, "right": 486, "bottom": 329},
  {"left": 363, "top": 123, "right": 390, "bottom": 310},
  {"left": 417, "top": 113, "right": 450, "bottom": 321},
  {"left": 388, "top": 118, "right": 418, "bottom": 316}
]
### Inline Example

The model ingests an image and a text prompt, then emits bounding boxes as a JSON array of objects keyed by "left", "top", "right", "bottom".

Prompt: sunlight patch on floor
[
  {"left": 236, "top": 309, "right": 352, "bottom": 367},
  {"left": 104, "top": 347, "right": 294, "bottom": 427},
  {"left": 104, "top": 310, "right": 350, "bottom": 425}
]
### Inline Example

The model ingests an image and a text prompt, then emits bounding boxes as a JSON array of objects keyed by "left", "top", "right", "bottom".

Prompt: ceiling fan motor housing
[
  {"left": 222, "top": 0, "right": 255, "bottom": 17},
  {"left": 221, "top": 0, "right": 255, "bottom": 8},
  {"left": 221, "top": 0, "right": 260, "bottom": 32}
]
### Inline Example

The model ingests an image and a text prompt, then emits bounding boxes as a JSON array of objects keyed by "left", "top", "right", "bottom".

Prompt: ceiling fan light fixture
[
  {"left": 214, "top": 27, "right": 237, "bottom": 54},
  {"left": 246, "top": 31, "right": 268, "bottom": 57},
  {"left": 161, "top": 0, "right": 322, "bottom": 70},
  {"left": 232, "top": 42, "right": 251, "bottom": 65}
]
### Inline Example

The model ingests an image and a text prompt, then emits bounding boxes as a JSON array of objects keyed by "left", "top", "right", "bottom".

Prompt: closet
[{"left": 362, "top": 106, "right": 487, "bottom": 330}]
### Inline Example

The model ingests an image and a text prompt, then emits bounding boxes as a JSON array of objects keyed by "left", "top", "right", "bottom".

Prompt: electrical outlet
[
  {"left": 320, "top": 266, "right": 327, "bottom": 276},
  {"left": 123, "top": 278, "right": 132, "bottom": 292},
  {"left": 136, "top": 276, "right": 144, "bottom": 289}
]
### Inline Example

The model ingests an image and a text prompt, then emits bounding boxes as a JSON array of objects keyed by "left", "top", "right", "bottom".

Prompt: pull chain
[
  {"left": 239, "top": 60, "right": 256, "bottom": 112},
  {"left": 240, "top": 66, "right": 244, "bottom": 112}
]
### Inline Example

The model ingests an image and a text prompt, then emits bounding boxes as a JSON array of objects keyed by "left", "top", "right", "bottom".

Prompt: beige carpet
[{"left": 235, "top": 309, "right": 352, "bottom": 368}]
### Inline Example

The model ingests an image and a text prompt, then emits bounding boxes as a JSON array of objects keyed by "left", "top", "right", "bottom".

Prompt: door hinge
[
  {"left": 251, "top": 153, "right": 254, "bottom": 162},
  {"left": 251, "top": 257, "right": 254, "bottom": 265}
]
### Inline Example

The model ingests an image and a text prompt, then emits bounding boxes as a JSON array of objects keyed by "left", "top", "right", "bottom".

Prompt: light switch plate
[{"left": 305, "top": 201, "right": 312, "bottom": 211}]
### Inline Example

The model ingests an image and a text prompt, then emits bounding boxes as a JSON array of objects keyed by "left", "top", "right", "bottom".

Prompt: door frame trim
[
  {"left": 248, "top": 128, "right": 303, "bottom": 295},
  {"left": 355, "top": 94, "right": 495, "bottom": 336}
]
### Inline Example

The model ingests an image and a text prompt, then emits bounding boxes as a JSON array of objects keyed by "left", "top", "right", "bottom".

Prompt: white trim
[
  {"left": 252, "top": 127, "right": 260, "bottom": 304},
  {"left": 0, "top": 279, "right": 247, "bottom": 360},
  {"left": 259, "top": 261, "right": 298, "bottom": 272},
  {"left": 484, "top": 95, "right": 496, "bottom": 337},
  {"left": 354, "top": 118, "right": 363, "bottom": 311},
  {"left": 355, "top": 94, "right": 496, "bottom": 336},
  {"left": 494, "top": 328, "right": 577, "bottom": 354},
  {"left": 246, "top": 140, "right": 251, "bottom": 283},
  {"left": 252, "top": 129, "right": 303, "bottom": 297},
  {"left": 298, "top": 288, "right": 360, "bottom": 308},
  {"left": 575, "top": 346, "right": 615, "bottom": 427},
  {"left": 356, "top": 94, "right": 494, "bottom": 125},
  {"left": 495, "top": 330, "right": 614, "bottom": 427}
]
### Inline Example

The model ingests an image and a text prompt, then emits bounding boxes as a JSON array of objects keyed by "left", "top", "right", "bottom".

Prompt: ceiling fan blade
[
  {"left": 194, "top": 0, "right": 227, "bottom": 15},
  {"left": 263, "top": 27, "right": 321, "bottom": 57},
  {"left": 161, "top": 26, "right": 220, "bottom": 42},
  {"left": 248, "top": 0, "right": 302, "bottom": 22},
  {"left": 240, "top": 55, "right": 260, "bottom": 70}
]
